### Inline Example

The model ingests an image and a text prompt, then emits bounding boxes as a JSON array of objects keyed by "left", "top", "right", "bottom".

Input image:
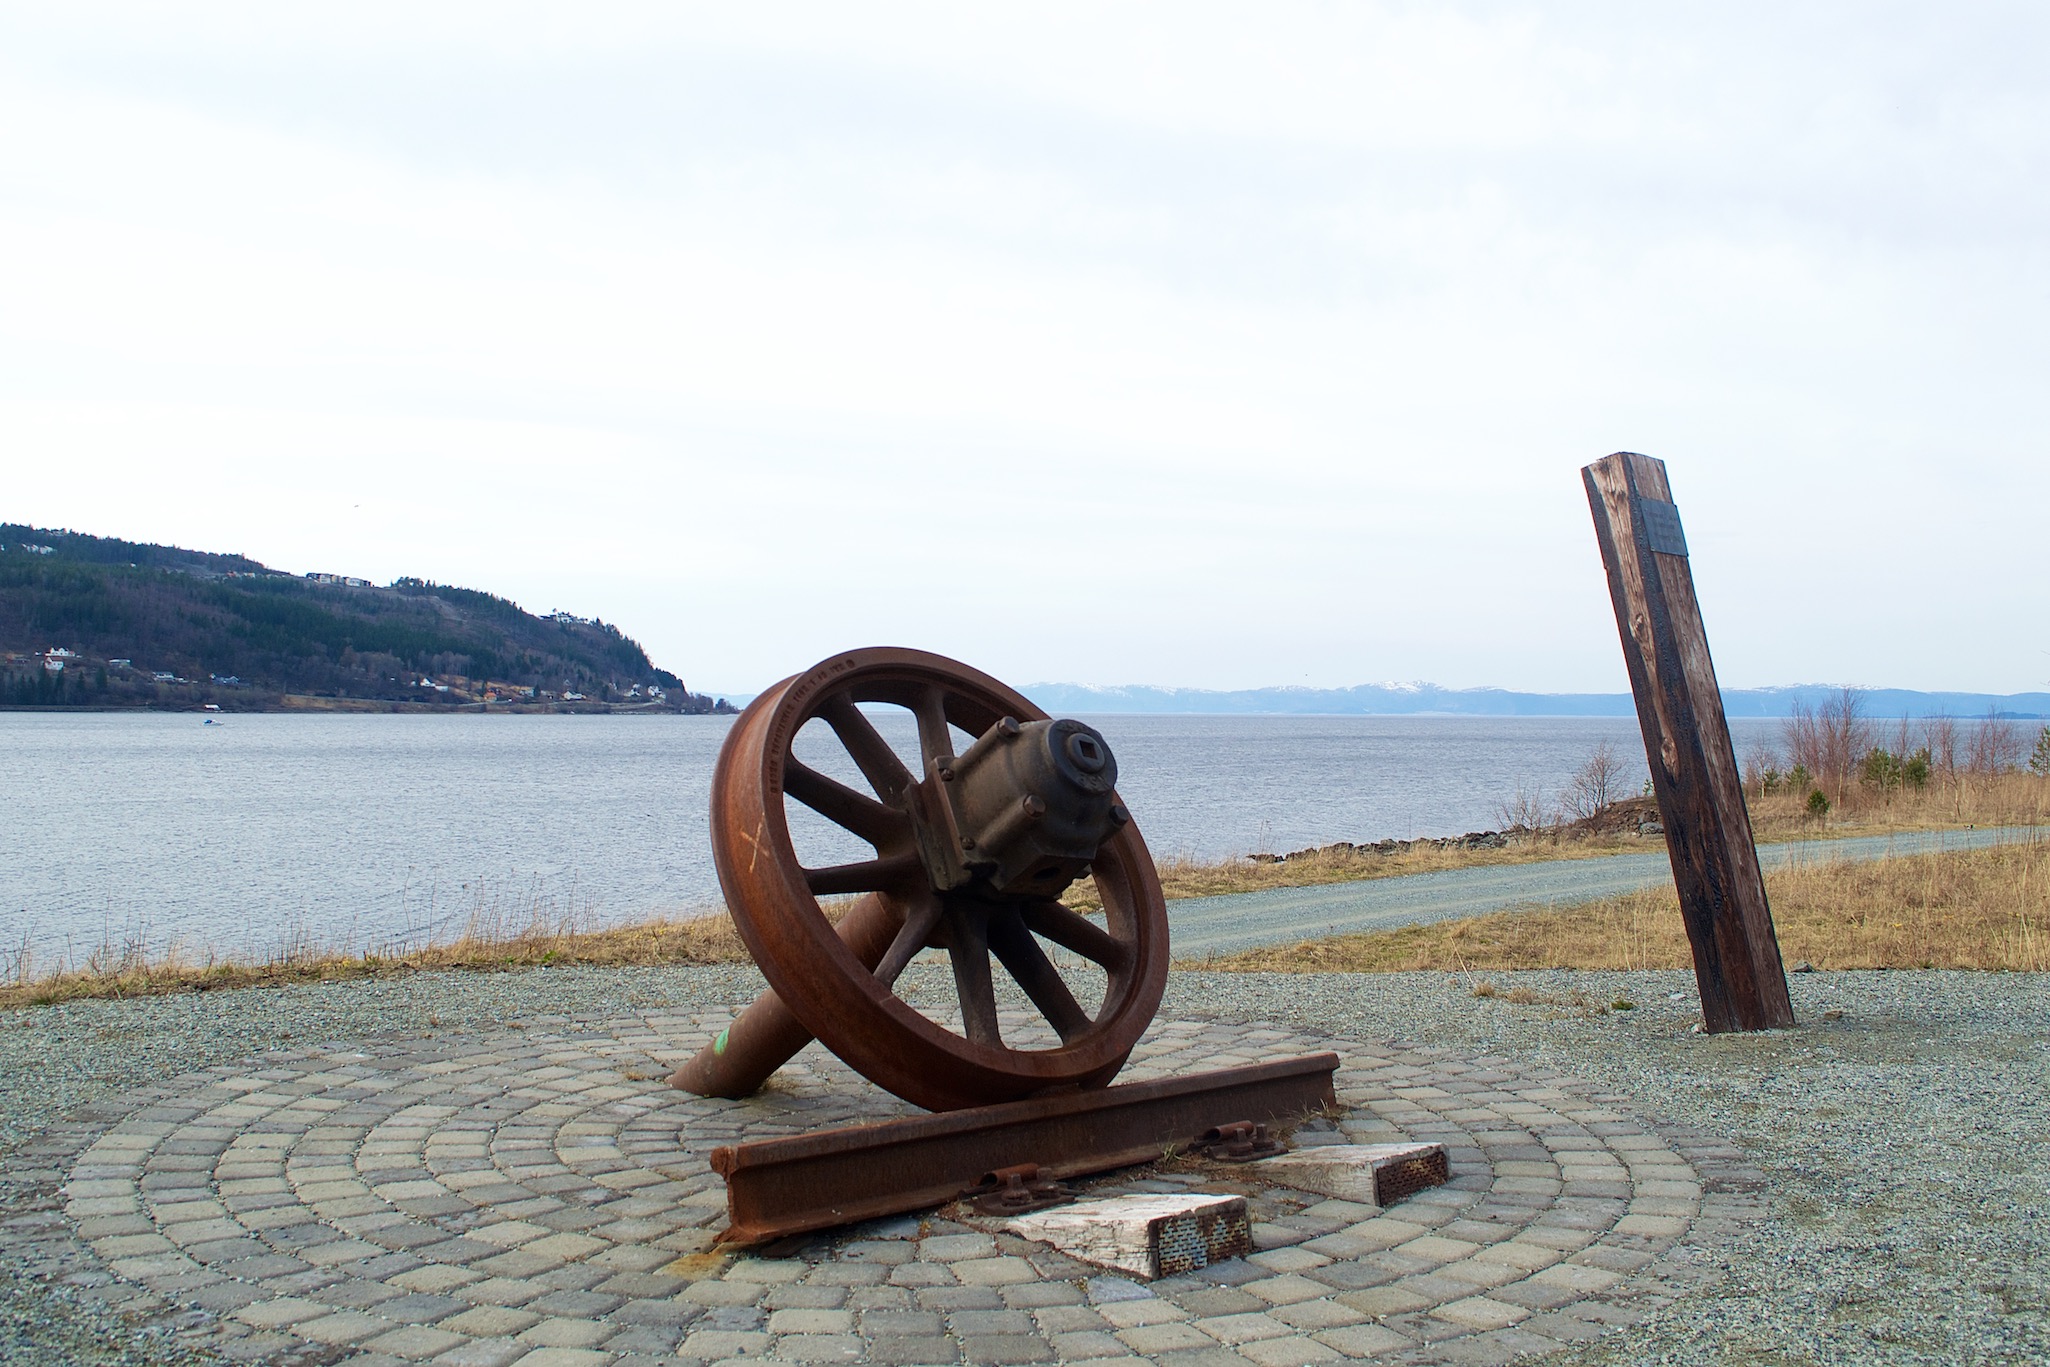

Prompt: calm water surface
[{"left": 2, "top": 712, "right": 1778, "bottom": 967}]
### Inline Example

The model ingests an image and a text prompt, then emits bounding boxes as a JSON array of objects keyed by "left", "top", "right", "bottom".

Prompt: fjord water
[{"left": 2, "top": 711, "right": 1779, "bottom": 969}]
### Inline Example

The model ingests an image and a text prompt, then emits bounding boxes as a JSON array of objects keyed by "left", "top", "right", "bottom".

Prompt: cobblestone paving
[{"left": 0, "top": 1009, "right": 1760, "bottom": 1365}]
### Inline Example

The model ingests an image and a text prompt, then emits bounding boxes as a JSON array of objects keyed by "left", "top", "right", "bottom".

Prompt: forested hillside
[{"left": 1, "top": 524, "right": 725, "bottom": 712}]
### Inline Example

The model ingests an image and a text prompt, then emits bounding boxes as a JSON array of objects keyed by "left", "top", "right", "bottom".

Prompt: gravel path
[
  {"left": 1167, "top": 827, "right": 2047, "bottom": 957},
  {"left": 3, "top": 964, "right": 2046, "bottom": 1364},
  {"left": 1190, "top": 969, "right": 2050, "bottom": 1365}
]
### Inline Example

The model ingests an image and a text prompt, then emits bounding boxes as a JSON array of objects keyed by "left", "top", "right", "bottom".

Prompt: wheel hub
[{"left": 911, "top": 715, "right": 1130, "bottom": 899}]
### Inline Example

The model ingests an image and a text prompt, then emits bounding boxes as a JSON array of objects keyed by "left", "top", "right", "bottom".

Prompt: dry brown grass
[
  {"left": 12, "top": 774, "right": 2043, "bottom": 1009},
  {"left": 1058, "top": 836, "right": 1644, "bottom": 913},
  {"left": 0, "top": 907, "right": 763, "bottom": 1010},
  {"left": 1199, "top": 836, "right": 2050, "bottom": 974},
  {"left": 1058, "top": 774, "right": 2048, "bottom": 912},
  {"left": 1744, "top": 771, "right": 2049, "bottom": 841}
]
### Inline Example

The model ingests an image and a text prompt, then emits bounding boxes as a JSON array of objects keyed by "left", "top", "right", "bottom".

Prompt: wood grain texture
[
  {"left": 1256, "top": 1141, "right": 1448, "bottom": 1206},
  {"left": 1007, "top": 1193, "right": 1249, "bottom": 1279},
  {"left": 1584, "top": 452, "right": 1794, "bottom": 1031}
]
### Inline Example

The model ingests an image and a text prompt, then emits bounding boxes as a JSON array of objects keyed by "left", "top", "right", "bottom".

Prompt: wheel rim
[{"left": 709, "top": 647, "right": 1169, "bottom": 1111}]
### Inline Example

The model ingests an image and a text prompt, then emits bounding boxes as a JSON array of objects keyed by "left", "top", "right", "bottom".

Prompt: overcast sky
[{"left": 4, "top": 3, "right": 2045, "bottom": 695}]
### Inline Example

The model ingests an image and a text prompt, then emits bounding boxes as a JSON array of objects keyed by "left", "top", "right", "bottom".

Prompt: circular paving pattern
[{"left": 0, "top": 1005, "right": 1764, "bottom": 1366}]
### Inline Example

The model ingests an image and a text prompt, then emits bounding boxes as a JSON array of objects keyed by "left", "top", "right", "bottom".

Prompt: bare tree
[
  {"left": 1495, "top": 784, "right": 1553, "bottom": 839},
  {"left": 1562, "top": 741, "right": 1629, "bottom": 821},
  {"left": 1783, "top": 701, "right": 1821, "bottom": 785},
  {"left": 1783, "top": 688, "right": 1869, "bottom": 804},
  {"left": 1920, "top": 711, "right": 1959, "bottom": 776},
  {"left": 1967, "top": 707, "right": 2026, "bottom": 774},
  {"left": 1741, "top": 739, "right": 1780, "bottom": 796}
]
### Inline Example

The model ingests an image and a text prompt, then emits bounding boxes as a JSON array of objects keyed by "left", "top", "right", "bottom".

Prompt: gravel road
[
  {"left": 1167, "top": 826, "right": 2046, "bottom": 957},
  {"left": 3, "top": 963, "right": 2045, "bottom": 1364}
]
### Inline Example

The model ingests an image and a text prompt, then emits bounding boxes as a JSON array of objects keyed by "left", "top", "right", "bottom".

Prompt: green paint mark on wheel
[{"left": 714, "top": 1027, "right": 730, "bottom": 1056}]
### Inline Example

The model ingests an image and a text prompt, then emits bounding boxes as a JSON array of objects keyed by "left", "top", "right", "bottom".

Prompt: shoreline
[
  {"left": 8, "top": 828, "right": 2043, "bottom": 1012},
  {"left": 0, "top": 699, "right": 731, "bottom": 716}
]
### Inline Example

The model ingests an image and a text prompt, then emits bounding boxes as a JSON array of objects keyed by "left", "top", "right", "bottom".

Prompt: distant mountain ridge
[
  {"left": 1022, "top": 681, "right": 2050, "bottom": 719},
  {"left": 1, "top": 523, "right": 723, "bottom": 712}
]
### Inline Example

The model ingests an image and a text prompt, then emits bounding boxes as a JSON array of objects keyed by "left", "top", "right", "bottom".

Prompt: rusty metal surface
[
  {"left": 693, "top": 647, "right": 1171, "bottom": 1112},
  {"left": 962, "top": 1164, "right": 1075, "bottom": 1217},
  {"left": 926, "top": 715, "right": 1125, "bottom": 897},
  {"left": 1157, "top": 1201, "right": 1253, "bottom": 1276},
  {"left": 667, "top": 892, "right": 901, "bottom": 1099},
  {"left": 1194, "top": 1121, "right": 1285, "bottom": 1162},
  {"left": 1376, "top": 1146, "right": 1452, "bottom": 1205},
  {"left": 710, "top": 1053, "right": 1340, "bottom": 1246}
]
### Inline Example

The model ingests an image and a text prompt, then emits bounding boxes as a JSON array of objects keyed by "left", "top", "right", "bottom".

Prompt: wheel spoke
[
  {"left": 818, "top": 694, "right": 914, "bottom": 801},
  {"left": 989, "top": 907, "right": 1091, "bottom": 1044},
  {"left": 803, "top": 850, "right": 922, "bottom": 897},
  {"left": 912, "top": 685, "right": 954, "bottom": 770},
  {"left": 784, "top": 757, "right": 907, "bottom": 848},
  {"left": 949, "top": 917, "right": 1003, "bottom": 1047},
  {"left": 872, "top": 890, "right": 944, "bottom": 988},
  {"left": 1021, "top": 901, "right": 1130, "bottom": 969}
]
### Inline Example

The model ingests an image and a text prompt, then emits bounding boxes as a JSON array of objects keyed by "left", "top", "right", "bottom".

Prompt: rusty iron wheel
[{"left": 710, "top": 647, "right": 1170, "bottom": 1112}]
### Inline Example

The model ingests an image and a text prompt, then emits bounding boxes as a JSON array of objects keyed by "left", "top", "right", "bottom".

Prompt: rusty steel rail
[{"left": 710, "top": 1053, "right": 1339, "bottom": 1245}]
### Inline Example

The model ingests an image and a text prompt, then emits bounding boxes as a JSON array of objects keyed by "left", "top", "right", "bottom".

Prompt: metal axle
[{"left": 668, "top": 892, "right": 902, "bottom": 1098}]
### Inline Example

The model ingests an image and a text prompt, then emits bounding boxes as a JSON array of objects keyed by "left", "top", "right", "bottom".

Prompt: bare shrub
[
  {"left": 1967, "top": 708, "right": 2027, "bottom": 775},
  {"left": 1561, "top": 741, "right": 1630, "bottom": 821},
  {"left": 1742, "top": 739, "right": 1781, "bottom": 796},
  {"left": 1784, "top": 688, "right": 1871, "bottom": 804},
  {"left": 1495, "top": 784, "right": 1554, "bottom": 837},
  {"left": 1884, "top": 715, "right": 1915, "bottom": 765},
  {"left": 1921, "top": 711, "right": 1960, "bottom": 776}
]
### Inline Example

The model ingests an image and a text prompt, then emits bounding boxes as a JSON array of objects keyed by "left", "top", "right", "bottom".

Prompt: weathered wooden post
[{"left": 1583, "top": 452, "right": 1795, "bottom": 1031}]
